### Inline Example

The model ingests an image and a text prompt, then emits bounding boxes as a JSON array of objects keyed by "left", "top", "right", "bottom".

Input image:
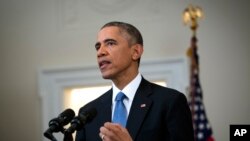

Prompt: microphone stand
[
  {"left": 63, "top": 120, "right": 77, "bottom": 141},
  {"left": 63, "top": 132, "right": 73, "bottom": 141},
  {"left": 44, "top": 132, "right": 57, "bottom": 141},
  {"left": 44, "top": 126, "right": 66, "bottom": 141}
]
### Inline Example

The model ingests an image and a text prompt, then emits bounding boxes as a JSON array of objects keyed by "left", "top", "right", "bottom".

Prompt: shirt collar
[{"left": 112, "top": 73, "right": 142, "bottom": 102}]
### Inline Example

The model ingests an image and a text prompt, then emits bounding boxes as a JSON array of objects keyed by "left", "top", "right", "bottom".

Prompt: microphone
[
  {"left": 64, "top": 107, "right": 97, "bottom": 134},
  {"left": 44, "top": 109, "right": 75, "bottom": 140}
]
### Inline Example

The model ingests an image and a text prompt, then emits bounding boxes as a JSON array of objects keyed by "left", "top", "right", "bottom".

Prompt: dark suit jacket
[{"left": 76, "top": 77, "right": 194, "bottom": 141}]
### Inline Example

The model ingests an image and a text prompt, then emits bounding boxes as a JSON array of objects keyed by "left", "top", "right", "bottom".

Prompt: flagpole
[
  {"left": 183, "top": 3, "right": 203, "bottom": 129},
  {"left": 183, "top": 5, "right": 215, "bottom": 141}
]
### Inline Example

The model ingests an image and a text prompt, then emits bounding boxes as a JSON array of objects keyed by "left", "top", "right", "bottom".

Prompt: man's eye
[
  {"left": 95, "top": 45, "right": 100, "bottom": 51},
  {"left": 95, "top": 46, "right": 99, "bottom": 50},
  {"left": 107, "top": 41, "right": 116, "bottom": 46}
]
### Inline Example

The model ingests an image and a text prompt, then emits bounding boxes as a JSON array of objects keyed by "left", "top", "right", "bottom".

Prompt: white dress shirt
[{"left": 111, "top": 73, "right": 142, "bottom": 120}]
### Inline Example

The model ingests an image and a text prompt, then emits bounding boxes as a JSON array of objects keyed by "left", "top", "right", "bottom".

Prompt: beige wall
[{"left": 0, "top": 0, "right": 249, "bottom": 141}]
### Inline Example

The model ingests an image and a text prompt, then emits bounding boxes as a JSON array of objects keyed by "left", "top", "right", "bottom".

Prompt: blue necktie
[{"left": 112, "top": 92, "right": 127, "bottom": 127}]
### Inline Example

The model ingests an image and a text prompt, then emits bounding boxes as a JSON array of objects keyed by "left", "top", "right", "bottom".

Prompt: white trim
[{"left": 38, "top": 57, "right": 189, "bottom": 141}]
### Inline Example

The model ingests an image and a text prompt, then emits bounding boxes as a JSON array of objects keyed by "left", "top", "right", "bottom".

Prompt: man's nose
[{"left": 97, "top": 45, "right": 107, "bottom": 57}]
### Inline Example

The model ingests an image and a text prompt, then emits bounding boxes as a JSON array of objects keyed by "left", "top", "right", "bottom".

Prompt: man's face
[{"left": 95, "top": 26, "right": 136, "bottom": 80}]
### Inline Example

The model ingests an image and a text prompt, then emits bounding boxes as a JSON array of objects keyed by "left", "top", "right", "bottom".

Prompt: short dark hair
[{"left": 101, "top": 21, "right": 143, "bottom": 46}]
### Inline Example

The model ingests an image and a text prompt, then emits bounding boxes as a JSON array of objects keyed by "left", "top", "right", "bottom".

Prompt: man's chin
[
  {"left": 102, "top": 76, "right": 109, "bottom": 79},
  {"left": 101, "top": 74, "right": 112, "bottom": 79},
  {"left": 100, "top": 70, "right": 115, "bottom": 79}
]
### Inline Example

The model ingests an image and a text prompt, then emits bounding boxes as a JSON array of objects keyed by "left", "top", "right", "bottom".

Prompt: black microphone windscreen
[
  {"left": 64, "top": 107, "right": 97, "bottom": 134},
  {"left": 44, "top": 108, "right": 76, "bottom": 139},
  {"left": 79, "top": 107, "right": 97, "bottom": 122},
  {"left": 59, "top": 108, "right": 75, "bottom": 125}
]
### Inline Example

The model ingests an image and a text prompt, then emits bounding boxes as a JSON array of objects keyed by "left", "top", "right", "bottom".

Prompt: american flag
[{"left": 187, "top": 36, "right": 215, "bottom": 141}]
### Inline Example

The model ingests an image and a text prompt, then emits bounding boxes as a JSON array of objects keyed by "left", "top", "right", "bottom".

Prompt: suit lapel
[
  {"left": 126, "top": 78, "right": 153, "bottom": 140},
  {"left": 99, "top": 89, "right": 112, "bottom": 124}
]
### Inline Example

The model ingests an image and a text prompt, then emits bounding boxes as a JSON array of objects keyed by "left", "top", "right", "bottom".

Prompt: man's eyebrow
[
  {"left": 95, "top": 38, "right": 117, "bottom": 49},
  {"left": 104, "top": 38, "right": 116, "bottom": 43}
]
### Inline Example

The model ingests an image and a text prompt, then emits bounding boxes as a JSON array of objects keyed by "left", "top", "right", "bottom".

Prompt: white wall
[{"left": 0, "top": 0, "right": 249, "bottom": 141}]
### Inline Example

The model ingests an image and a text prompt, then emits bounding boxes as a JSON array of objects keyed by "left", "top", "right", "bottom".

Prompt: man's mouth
[{"left": 99, "top": 60, "right": 111, "bottom": 70}]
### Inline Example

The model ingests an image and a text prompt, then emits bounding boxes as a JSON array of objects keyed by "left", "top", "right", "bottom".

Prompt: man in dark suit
[{"left": 76, "top": 21, "right": 194, "bottom": 141}]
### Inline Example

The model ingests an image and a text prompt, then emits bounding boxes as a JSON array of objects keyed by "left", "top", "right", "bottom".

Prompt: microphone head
[
  {"left": 64, "top": 107, "right": 97, "bottom": 134},
  {"left": 70, "top": 107, "right": 97, "bottom": 131},
  {"left": 58, "top": 108, "right": 75, "bottom": 125},
  {"left": 44, "top": 108, "right": 75, "bottom": 138},
  {"left": 79, "top": 107, "right": 97, "bottom": 122}
]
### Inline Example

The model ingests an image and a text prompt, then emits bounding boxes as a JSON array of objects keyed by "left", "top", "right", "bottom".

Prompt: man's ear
[{"left": 132, "top": 44, "right": 143, "bottom": 60}]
